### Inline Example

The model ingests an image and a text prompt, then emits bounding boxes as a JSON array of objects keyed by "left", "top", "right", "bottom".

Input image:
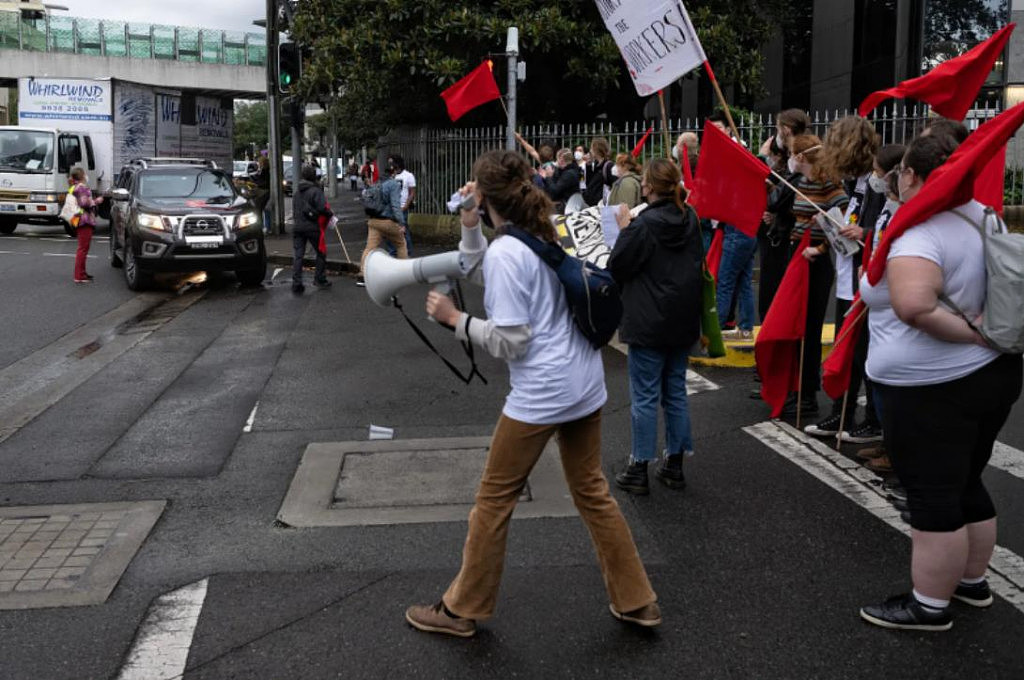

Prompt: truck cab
[{"left": 0, "top": 126, "right": 108, "bottom": 235}]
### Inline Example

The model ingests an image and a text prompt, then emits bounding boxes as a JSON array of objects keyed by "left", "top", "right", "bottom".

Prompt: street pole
[
  {"left": 291, "top": 99, "right": 303, "bottom": 192},
  {"left": 505, "top": 27, "right": 518, "bottom": 151},
  {"left": 265, "top": 0, "right": 285, "bottom": 235},
  {"left": 328, "top": 105, "right": 338, "bottom": 198}
]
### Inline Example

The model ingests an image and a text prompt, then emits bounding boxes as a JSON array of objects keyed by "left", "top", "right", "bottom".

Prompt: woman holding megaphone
[{"left": 406, "top": 150, "right": 659, "bottom": 638}]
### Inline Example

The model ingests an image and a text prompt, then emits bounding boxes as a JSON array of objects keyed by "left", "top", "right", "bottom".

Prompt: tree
[
  {"left": 923, "top": 0, "right": 1008, "bottom": 67},
  {"left": 290, "top": 0, "right": 791, "bottom": 142},
  {"left": 233, "top": 101, "right": 269, "bottom": 159}
]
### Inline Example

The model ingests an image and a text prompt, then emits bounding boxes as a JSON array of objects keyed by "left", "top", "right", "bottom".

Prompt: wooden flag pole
[
  {"left": 836, "top": 390, "right": 850, "bottom": 450},
  {"left": 796, "top": 336, "right": 806, "bottom": 429},
  {"left": 702, "top": 59, "right": 849, "bottom": 235},
  {"left": 658, "top": 89, "right": 671, "bottom": 157}
]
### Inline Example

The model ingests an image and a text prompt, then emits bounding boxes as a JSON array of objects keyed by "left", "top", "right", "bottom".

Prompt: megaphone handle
[{"left": 427, "top": 280, "right": 455, "bottom": 327}]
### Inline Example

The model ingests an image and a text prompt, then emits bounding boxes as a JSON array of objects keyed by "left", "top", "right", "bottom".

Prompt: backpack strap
[
  {"left": 503, "top": 224, "right": 566, "bottom": 270},
  {"left": 940, "top": 207, "right": 1000, "bottom": 345}
]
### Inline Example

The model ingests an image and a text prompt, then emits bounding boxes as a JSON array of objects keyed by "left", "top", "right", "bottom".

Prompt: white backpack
[
  {"left": 944, "top": 207, "right": 1024, "bottom": 354},
  {"left": 59, "top": 186, "right": 80, "bottom": 226}
]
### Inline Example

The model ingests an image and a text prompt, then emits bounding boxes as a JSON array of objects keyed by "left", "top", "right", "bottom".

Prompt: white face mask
[
  {"left": 671, "top": 145, "right": 680, "bottom": 160},
  {"left": 787, "top": 157, "right": 799, "bottom": 174},
  {"left": 574, "top": 151, "right": 583, "bottom": 162},
  {"left": 868, "top": 175, "right": 888, "bottom": 194},
  {"left": 775, "top": 132, "right": 784, "bottom": 149},
  {"left": 611, "top": 165, "right": 621, "bottom": 178}
]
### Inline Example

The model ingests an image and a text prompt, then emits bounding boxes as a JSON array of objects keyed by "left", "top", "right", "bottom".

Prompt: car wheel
[
  {"left": 0, "top": 218, "right": 16, "bottom": 235},
  {"left": 123, "top": 241, "right": 151, "bottom": 291},
  {"left": 109, "top": 228, "right": 123, "bottom": 268}
]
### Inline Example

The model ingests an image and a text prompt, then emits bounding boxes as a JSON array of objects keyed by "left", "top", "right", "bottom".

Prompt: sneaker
[
  {"left": 842, "top": 422, "right": 884, "bottom": 444},
  {"left": 84, "top": 274, "right": 95, "bottom": 280},
  {"left": 655, "top": 454, "right": 686, "bottom": 490},
  {"left": 803, "top": 413, "right": 848, "bottom": 438},
  {"left": 291, "top": 283, "right": 305, "bottom": 294},
  {"left": 73, "top": 278, "right": 94, "bottom": 284},
  {"left": 313, "top": 278, "right": 333, "bottom": 289},
  {"left": 614, "top": 459, "right": 649, "bottom": 495},
  {"left": 405, "top": 602, "right": 476, "bottom": 638},
  {"left": 856, "top": 445, "right": 887, "bottom": 461},
  {"left": 779, "top": 394, "right": 819, "bottom": 419},
  {"left": 952, "top": 581, "right": 993, "bottom": 608},
  {"left": 721, "top": 328, "right": 753, "bottom": 340},
  {"left": 609, "top": 602, "right": 662, "bottom": 627},
  {"left": 885, "top": 483, "right": 907, "bottom": 504},
  {"left": 865, "top": 454, "right": 893, "bottom": 473},
  {"left": 355, "top": 276, "right": 366, "bottom": 287},
  {"left": 860, "top": 593, "right": 952, "bottom": 631}
]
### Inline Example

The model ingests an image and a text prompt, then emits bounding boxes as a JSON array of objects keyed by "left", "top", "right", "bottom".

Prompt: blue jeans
[
  {"left": 628, "top": 346, "right": 693, "bottom": 461},
  {"left": 716, "top": 225, "right": 757, "bottom": 331}
]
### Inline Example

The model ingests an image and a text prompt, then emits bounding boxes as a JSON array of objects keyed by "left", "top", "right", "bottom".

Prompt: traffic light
[{"left": 278, "top": 41, "right": 301, "bottom": 94}]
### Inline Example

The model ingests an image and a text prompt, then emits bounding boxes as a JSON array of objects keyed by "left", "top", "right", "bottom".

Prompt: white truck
[{"left": 0, "top": 77, "right": 234, "bottom": 236}]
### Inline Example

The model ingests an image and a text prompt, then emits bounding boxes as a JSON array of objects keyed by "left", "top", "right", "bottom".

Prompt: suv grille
[{"left": 181, "top": 216, "right": 225, "bottom": 236}]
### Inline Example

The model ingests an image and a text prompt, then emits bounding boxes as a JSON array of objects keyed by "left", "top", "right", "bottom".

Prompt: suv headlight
[
  {"left": 236, "top": 211, "right": 260, "bottom": 230},
  {"left": 30, "top": 192, "right": 58, "bottom": 203},
  {"left": 137, "top": 213, "right": 167, "bottom": 231}
]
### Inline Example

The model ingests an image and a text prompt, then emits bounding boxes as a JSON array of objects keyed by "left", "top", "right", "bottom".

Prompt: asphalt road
[{"left": 1, "top": 212, "right": 1023, "bottom": 680}]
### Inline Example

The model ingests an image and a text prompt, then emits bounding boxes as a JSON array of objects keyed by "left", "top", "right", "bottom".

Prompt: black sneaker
[
  {"left": 314, "top": 279, "right": 333, "bottom": 289},
  {"left": 614, "top": 460, "right": 649, "bottom": 495},
  {"left": 860, "top": 593, "right": 953, "bottom": 631},
  {"left": 841, "top": 422, "right": 884, "bottom": 444},
  {"left": 655, "top": 454, "right": 686, "bottom": 490},
  {"left": 355, "top": 276, "right": 366, "bottom": 287},
  {"left": 292, "top": 283, "right": 305, "bottom": 294},
  {"left": 803, "top": 413, "right": 848, "bottom": 438},
  {"left": 953, "top": 581, "right": 993, "bottom": 608},
  {"left": 779, "top": 394, "right": 819, "bottom": 419}
]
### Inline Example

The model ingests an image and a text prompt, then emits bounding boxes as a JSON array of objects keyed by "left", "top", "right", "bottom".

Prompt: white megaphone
[{"left": 364, "top": 248, "right": 469, "bottom": 307}]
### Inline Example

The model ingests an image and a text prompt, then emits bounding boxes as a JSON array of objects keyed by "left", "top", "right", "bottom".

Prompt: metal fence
[
  {"left": 377, "top": 104, "right": 1016, "bottom": 215},
  {"left": 0, "top": 12, "right": 266, "bottom": 65}
]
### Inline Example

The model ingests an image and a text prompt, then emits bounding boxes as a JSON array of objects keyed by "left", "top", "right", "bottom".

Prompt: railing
[
  {"left": 0, "top": 13, "right": 266, "bottom": 66},
  {"left": 377, "top": 104, "right": 1012, "bottom": 215}
]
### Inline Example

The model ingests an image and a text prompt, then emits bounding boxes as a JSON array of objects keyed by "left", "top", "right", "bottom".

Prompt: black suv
[{"left": 108, "top": 158, "right": 266, "bottom": 290}]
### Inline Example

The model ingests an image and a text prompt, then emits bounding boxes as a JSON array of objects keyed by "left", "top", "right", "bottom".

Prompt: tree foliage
[
  {"left": 923, "top": 0, "right": 1008, "bottom": 66},
  {"left": 233, "top": 101, "right": 269, "bottom": 158},
  {"left": 291, "top": 0, "right": 792, "bottom": 144}
]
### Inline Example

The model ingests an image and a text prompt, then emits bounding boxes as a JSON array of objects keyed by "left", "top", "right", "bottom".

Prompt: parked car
[
  {"left": 108, "top": 158, "right": 266, "bottom": 290},
  {"left": 233, "top": 160, "right": 257, "bottom": 179}
]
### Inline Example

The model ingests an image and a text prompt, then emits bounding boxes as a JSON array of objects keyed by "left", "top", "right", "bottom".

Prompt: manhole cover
[
  {"left": 0, "top": 501, "right": 165, "bottom": 609},
  {"left": 278, "top": 437, "right": 575, "bottom": 527}
]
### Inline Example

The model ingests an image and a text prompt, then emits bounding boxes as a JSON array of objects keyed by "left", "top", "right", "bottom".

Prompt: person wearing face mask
[
  {"left": 760, "top": 108, "right": 810, "bottom": 159},
  {"left": 758, "top": 134, "right": 797, "bottom": 322},
  {"left": 608, "top": 159, "right": 703, "bottom": 495},
  {"left": 69, "top": 167, "right": 103, "bottom": 284},
  {"left": 574, "top": 145, "right": 587, "bottom": 192},
  {"left": 606, "top": 153, "right": 643, "bottom": 209},
  {"left": 541, "top": 148, "right": 582, "bottom": 214},
  {"left": 858, "top": 133, "right": 1022, "bottom": 633},
  {"left": 780, "top": 134, "right": 850, "bottom": 419},
  {"left": 355, "top": 163, "right": 407, "bottom": 287},
  {"left": 803, "top": 116, "right": 881, "bottom": 441}
]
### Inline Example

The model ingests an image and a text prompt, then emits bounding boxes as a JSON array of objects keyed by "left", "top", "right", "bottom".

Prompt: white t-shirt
[
  {"left": 483, "top": 235, "right": 606, "bottom": 424},
  {"left": 860, "top": 200, "right": 999, "bottom": 386},
  {"left": 395, "top": 169, "right": 416, "bottom": 209},
  {"left": 836, "top": 174, "right": 868, "bottom": 301}
]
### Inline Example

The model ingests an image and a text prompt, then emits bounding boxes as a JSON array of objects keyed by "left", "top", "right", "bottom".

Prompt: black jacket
[
  {"left": 544, "top": 164, "right": 581, "bottom": 204},
  {"left": 765, "top": 171, "right": 800, "bottom": 242},
  {"left": 292, "top": 180, "right": 330, "bottom": 234},
  {"left": 583, "top": 159, "right": 612, "bottom": 206},
  {"left": 607, "top": 199, "right": 703, "bottom": 349}
]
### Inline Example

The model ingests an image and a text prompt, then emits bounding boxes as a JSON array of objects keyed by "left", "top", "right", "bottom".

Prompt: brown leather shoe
[
  {"left": 405, "top": 602, "right": 476, "bottom": 638},
  {"left": 865, "top": 454, "right": 892, "bottom": 472},
  {"left": 856, "top": 445, "right": 887, "bottom": 461},
  {"left": 609, "top": 602, "right": 662, "bottom": 627}
]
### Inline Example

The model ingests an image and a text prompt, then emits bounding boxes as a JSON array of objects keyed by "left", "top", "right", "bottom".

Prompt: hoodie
[
  {"left": 607, "top": 199, "right": 703, "bottom": 348},
  {"left": 293, "top": 179, "right": 330, "bottom": 233}
]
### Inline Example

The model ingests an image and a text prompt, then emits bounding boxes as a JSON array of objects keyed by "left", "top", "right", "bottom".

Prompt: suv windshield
[
  {"left": 0, "top": 130, "right": 55, "bottom": 173},
  {"left": 138, "top": 170, "right": 237, "bottom": 205}
]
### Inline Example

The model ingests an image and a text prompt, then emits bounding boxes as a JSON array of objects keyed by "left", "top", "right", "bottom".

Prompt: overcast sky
[{"left": 61, "top": 0, "right": 267, "bottom": 35}]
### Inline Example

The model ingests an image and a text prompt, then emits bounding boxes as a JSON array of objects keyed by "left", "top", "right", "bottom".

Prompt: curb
[{"left": 267, "top": 254, "right": 359, "bottom": 275}]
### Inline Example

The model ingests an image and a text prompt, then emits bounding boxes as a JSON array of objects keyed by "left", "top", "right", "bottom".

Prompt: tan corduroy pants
[
  {"left": 443, "top": 409, "right": 657, "bottom": 620},
  {"left": 360, "top": 218, "right": 408, "bottom": 274}
]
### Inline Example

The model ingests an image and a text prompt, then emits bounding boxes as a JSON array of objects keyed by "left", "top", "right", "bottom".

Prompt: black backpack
[
  {"left": 504, "top": 226, "right": 622, "bottom": 349},
  {"left": 583, "top": 159, "right": 612, "bottom": 206}
]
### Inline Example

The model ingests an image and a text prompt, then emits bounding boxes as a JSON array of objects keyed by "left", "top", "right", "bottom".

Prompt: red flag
[
  {"left": 689, "top": 121, "right": 770, "bottom": 238},
  {"left": 631, "top": 126, "right": 655, "bottom": 157},
  {"left": 706, "top": 228, "right": 724, "bottom": 281},
  {"left": 681, "top": 145, "right": 695, "bottom": 189},
  {"left": 755, "top": 231, "right": 812, "bottom": 417},
  {"left": 859, "top": 24, "right": 1015, "bottom": 121},
  {"left": 974, "top": 146, "right": 1006, "bottom": 214},
  {"left": 440, "top": 61, "right": 502, "bottom": 122},
  {"left": 867, "top": 101, "right": 1024, "bottom": 285},
  {"left": 822, "top": 297, "right": 867, "bottom": 400}
]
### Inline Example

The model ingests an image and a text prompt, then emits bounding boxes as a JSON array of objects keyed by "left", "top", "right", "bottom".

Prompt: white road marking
[
  {"left": 0, "top": 250, "right": 32, "bottom": 255},
  {"left": 743, "top": 420, "right": 1024, "bottom": 614},
  {"left": 43, "top": 253, "right": 97, "bottom": 258},
  {"left": 271, "top": 267, "right": 283, "bottom": 281},
  {"left": 991, "top": 442, "right": 1024, "bottom": 483},
  {"left": 116, "top": 579, "right": 208, "bottom": 680},
  {"left": 243, "top": 401, "right": 259, "bottom": 433}
]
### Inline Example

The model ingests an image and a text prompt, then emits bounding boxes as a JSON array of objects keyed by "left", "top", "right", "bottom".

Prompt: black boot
[
  {"left": 655, "top": 454, "right": 686, "bottom": 489},
  {"left": 779, "top": 392, "right": 819, "bottom": 419},
  {"left": 615, "top": 460, "right": 649, "bottom": 495}
]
